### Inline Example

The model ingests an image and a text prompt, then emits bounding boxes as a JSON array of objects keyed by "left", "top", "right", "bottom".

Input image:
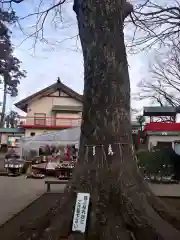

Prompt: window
[
  {"left": 34, "top": 113, "right": 46, "bottom": 125},
  {"left": 174, "top": 143, "right": 180, "bottom": 155},
  {"left": 156, "top": 141, "right": 172, "bottom": 150},
  {"left": 30, "top": 132, "right": 35, "bottom": 136}
]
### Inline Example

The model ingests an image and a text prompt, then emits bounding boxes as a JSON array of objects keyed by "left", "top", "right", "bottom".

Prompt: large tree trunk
[{"left": 16, "top": 1, "right": 180, "bottom": 240}]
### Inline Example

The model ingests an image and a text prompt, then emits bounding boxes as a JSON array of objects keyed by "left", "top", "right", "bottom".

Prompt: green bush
[{"left": 137, "top": 150, "right": 174, "bottom": 178}]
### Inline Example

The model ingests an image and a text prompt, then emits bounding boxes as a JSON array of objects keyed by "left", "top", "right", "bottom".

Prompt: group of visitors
[{"left": 38, "top": 144, "right": 78, "bottom": 162}]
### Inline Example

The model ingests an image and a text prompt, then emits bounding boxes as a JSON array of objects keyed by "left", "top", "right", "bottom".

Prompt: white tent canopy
[{"left": 20, "top": 127, "right": 81, "bottom": 155}]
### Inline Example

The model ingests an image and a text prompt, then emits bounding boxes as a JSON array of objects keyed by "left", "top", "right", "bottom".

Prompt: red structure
[
  {"left": 143, "top": 106, "right": 180, "bottom": 133},
  {"left": 143, "top": 106, "right": 180, "bottom": 150},
  {"left": 144, "top": 122, "right": 180, "bottom": 132}
]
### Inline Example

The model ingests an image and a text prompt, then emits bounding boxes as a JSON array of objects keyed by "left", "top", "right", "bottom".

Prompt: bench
[{"left": 45, "top": 180, "right": 68, "bottom": 192}]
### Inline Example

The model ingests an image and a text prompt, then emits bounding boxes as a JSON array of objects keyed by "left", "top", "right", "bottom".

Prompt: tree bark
[
  {"left": 16, "top": 0, "right": 180, "bottom": 240},
  {"left": 0, "top": 82, "right": 7, "bottom": 127}
]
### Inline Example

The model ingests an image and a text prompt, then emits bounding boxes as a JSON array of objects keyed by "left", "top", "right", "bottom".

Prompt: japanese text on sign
[{"left": 72, "top": 193, "right": 90, "bottom": 233}]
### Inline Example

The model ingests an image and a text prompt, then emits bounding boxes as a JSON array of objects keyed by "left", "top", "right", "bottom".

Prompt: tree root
[{"left": 135, "top": 172, "right": 180, "bottom": 231}]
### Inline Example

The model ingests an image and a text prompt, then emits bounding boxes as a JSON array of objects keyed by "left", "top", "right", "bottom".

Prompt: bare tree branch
[
  {"left": 136, "top": 41, "right": 180, "bottom": 107},
  {"left": 127, "top": 0, "right": 180, "bottom": 52},
  {"left": 3, "top": 0, "right": 180, "bottom": 54},
  {"left": 0, "top": 0, "right": 79, "bottom": 52}
]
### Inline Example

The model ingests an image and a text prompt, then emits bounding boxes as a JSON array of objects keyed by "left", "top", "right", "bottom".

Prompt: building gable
[
  {"left": 26, "top": 94, "right": 82, "bottom": 117},
  {"left": 60, "top": 92, "right": 68, "bottom": 97},
  {"left": 15, "top": 79, "right": 83, "bottom": 112},
  {"left": 49, "top": 91, "right": 60, "bottom": 97},
  {"left": 48, "top": 91, "right": 69, "bottom": 97}
]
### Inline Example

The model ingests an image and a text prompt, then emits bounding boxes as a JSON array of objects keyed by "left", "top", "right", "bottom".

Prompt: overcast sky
[{"left": 4, "top": 0, "right": 149, "bottom": 116}]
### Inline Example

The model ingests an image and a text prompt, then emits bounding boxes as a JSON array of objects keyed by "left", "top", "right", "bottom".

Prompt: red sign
[{"left": 144, "top": 122, "right": 180, "bottom": 132}]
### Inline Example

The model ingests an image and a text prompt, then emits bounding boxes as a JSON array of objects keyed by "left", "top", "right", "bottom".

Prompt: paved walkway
[{"left": 0, "top": 176, "right": 65, "bottom": 225}]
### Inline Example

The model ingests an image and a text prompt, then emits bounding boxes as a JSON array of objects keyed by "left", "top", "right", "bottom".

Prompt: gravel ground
[
  {"left": 0, "top": 174, "right": 180, "bottom": 226},
  {"left": 0, "top": 176, "right": 66, "bottom": 225},
  {"left": 149, "top": 183, "right": 180, "bottom": 197},
  {"left": 0, "top": 151, "right": 180, "bottom": 239}
]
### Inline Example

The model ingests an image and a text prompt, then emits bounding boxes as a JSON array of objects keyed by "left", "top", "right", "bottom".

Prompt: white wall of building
[{"left": 148, "top": 135, "right": 180, "bottom": 150}]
